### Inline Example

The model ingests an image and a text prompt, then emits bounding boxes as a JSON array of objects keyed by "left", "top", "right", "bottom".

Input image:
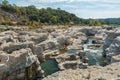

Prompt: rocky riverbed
[
  {"left": 43, "top": 62, "right": 120, "bottom": 80},
  {"left": 0, "top": 26, "right": 120, "bottom": 80}
]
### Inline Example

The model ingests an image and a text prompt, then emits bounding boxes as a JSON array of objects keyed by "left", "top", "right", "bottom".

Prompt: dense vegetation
[
  {"left": 0, "top": 0, "right": 79, "bottom": 26},
  {"left": 99, "top": 18, "right": 120, "bottom": 25},
  {"left": 0, "top": 0, "right": 119, "bottom": 27}
]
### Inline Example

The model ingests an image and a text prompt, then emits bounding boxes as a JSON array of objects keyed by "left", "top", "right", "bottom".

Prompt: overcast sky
[{"left": 7, "top": 0, "right": 120, "bottom": 19}]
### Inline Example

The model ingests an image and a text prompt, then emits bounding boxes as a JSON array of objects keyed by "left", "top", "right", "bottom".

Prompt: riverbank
[{"left": 0, "top": 25, "right": 120, "bottom": 80}]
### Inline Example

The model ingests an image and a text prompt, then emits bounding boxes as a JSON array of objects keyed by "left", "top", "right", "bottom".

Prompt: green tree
[{"left": 2, "top": 0, "right": 8, "bottom": 5}]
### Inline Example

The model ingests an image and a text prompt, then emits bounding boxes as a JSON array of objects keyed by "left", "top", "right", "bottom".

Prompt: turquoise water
[
  {"left": 83, "top": 37, "right": 105, "bottom": 66},
  {"left": 86, "top": 50, "right": 105, "bottom": 66},
  {"left": 41, "top": 59, "right": 59, "bottom": 77},
  {"left": 67, "top": 49, "right": 77, "bottom": 54},
  {"left": 40, "top": 37, "right": 105, "bottom": 78},
  {"left": 62, "top": 37, "right": 105, "bottom": 66}
]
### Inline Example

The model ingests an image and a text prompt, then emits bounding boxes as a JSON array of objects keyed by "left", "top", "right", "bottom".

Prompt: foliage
[
  {"left": 0, "top": 1, "right": 82, "bottom": 26},
  {"left": 99, "top": 18, "right": 120, "bottom": 25},
  {"left": 1, "top": 0, "right": 118, "bottom": 26}
]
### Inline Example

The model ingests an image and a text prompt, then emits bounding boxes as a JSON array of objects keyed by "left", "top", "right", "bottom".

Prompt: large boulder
[
  {"left": 29, "top": 33, "right": 48, "bottom": 44},
  {"left": 105, "top": 36, "right": 120, "bottom": 64},
  {"left": 37, "top": 40, "right": 59, "bottom": 51},
  {"left": 94, "top": 32, "right": 107, "bottom": 44},
  {"left": 31, "top": 45, "right": 44, "bottom": 62},
  {"left": 103, "top": 28, "right": 120, "bottom": 50},
  {"left": 57, "top": 36, "right": 73, "bottom": 48},
  {"left": 1, "top": 42, "right": 33, "bottom": 53},
  {"left": 80, "top": 27, "right": 100, "bottom": 36},
  {"left": 55, "top": 53, "right": 88, "bottom": 70},
  {"left": 0, "top": 48, "right": 43, "bottom": 80},
  {"left": 106, "top": 36, "right": 120, "bottom": 56}
]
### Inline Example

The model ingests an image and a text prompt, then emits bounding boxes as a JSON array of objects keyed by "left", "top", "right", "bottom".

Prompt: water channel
[{"left": 40, "top": 37, "right": 106, "bottom": 77}]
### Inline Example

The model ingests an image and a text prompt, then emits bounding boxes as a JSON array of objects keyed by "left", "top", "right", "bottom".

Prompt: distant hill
[
  {"left": 0, "top": 0, "right": 120, "bottom": 26},
  {"left": 0, "top": 0, "right": 81, "bottom": 26},
  {"left": 99, "top": 18, "right": 120, "bottom": 25}
]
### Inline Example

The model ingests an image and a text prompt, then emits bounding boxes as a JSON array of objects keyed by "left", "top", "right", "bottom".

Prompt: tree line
[{"left": 0, "top": 0, "right": 119, "bottom": 27}]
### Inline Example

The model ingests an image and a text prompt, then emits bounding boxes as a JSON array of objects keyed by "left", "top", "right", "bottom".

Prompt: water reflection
[{"left": 41, "top": 59, "right": 59, "bottom": 77}]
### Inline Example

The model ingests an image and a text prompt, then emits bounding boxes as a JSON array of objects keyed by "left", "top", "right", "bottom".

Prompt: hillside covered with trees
[
  {"left": 0, "top": 0, "right": 80, "bottom": 26},
  {"left": 99, "top": 18, "right": 120, "bottom": 25},
  {"left": 0, "top": 0, "right": 119, "bottom": 26}
]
